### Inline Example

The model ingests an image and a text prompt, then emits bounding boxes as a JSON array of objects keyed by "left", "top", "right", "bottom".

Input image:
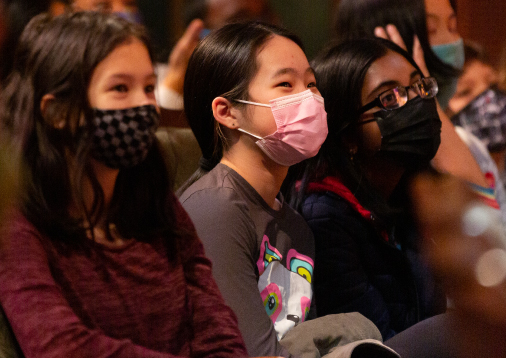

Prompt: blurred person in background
[
  {"left": 448, "top": 41, "right": 499, "bottom": 116},
  {"left": 183, "top": 0, "right": 279, "bottom": 36},
  {"left": 51, "top": 0, "right": 140, "bottom": 20},
  {"left": 498, "top": 42, "right": 506, "bottom": 93},
  {"left": 449, "top": 41, "right": 506, "bottom": 184}
]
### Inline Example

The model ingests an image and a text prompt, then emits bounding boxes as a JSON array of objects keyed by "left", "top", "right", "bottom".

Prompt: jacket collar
[{"left": 305, "top": 176, "right": 391, "bottom": 243}]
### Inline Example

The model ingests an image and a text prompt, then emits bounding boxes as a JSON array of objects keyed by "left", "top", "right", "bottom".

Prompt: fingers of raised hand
[
  {"left": 374, "top": 24, "right": 407, "bottom": 51},
  {"left": 412, "top": 36, "right": 430, "bottom": 76},
  {"left": 169, "top": 19, "right": 205, "bottom": 66}
]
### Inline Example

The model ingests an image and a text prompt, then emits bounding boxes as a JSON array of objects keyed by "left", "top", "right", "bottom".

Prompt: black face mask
[{"left": 373, "top": 96, "right": 442, "bottom": 167}]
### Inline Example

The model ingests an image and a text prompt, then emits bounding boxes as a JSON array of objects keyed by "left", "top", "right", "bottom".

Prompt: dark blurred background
[{"left": 136, "top": 0, "right": 505, "bottom": 64}]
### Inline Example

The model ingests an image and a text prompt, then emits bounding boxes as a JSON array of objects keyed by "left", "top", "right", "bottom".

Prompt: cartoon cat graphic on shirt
[{"left": 257, "top": 235, "right": 313, "bottom": 339}]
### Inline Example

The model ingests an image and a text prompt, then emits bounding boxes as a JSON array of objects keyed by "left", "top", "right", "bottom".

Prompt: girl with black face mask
[{"left": 287, "top": 38, "right": 449, "bottom": 341}]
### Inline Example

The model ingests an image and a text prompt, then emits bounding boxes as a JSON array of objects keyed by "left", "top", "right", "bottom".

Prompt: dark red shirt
[{"left": 0, "top": 203, "right": 247, "bottom": 358}]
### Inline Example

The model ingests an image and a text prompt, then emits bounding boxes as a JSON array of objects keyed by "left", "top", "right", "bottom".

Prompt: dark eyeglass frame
[{"left": 358, "top": 77, "right": 438, "bottom": 114}]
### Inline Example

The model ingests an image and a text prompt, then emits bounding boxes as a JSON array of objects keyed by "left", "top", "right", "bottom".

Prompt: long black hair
[
  {"left": 178, "top": 21, "right": 303, "bottom": 194},
  {"left": 335, "top": 0, "right": 459, "bottom": 83},
  {"left": 0, "top": 12, "right": 182, "bottom": 252},
  {"left": 289, "top": 38, "right": 425, "bottom": 225}
]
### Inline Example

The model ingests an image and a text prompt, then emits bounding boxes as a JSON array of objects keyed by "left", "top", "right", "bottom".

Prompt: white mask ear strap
[
  {"left": 235, "top": 99, "right": 271, "bottom": 108},
  {"left": 237, "top": 128, "right": 263, "bottom": 140}
]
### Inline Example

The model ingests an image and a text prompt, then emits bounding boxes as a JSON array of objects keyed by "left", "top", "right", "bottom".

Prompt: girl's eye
[
  {"left": 382, "top": 93, "right": 397, "bottom": 104},
  {"left": 145, "top": 84, "right": 156, "bottom": 93},
  {"left": 426, "top": 18, "right": 438, "bottom": 35},
  {"left": 112, "top": 84, "right": 128, "bottom": 93},
  {"left": 448, "top": 17, "right": 458, "bottom": 33},
  {"left": 307, "top": 82, "right": 317, "bottom": 88},
  {"left": 277, "top": 82, "right": 292, "bottom": 88},
  {"left": 455, "top": 88, "right": 471, "bottom": 98}
]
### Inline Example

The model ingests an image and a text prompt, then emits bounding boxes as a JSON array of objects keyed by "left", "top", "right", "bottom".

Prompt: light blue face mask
[
  {"left": 431, "top": 38, "right": 465, "bottom": 109},
  {"left": 431, "top": 38, "right": 465, "bottom": 70}
]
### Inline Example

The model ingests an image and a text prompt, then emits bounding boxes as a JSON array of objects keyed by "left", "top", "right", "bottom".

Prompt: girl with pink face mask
[{"left": 178, "top": 21, "right": 400, "bottom": 358}]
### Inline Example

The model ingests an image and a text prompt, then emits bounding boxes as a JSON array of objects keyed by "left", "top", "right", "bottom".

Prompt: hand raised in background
[
  {"left": 163, "top": 19, "right": 205, "bottom": 95},
  {"left": 374, "top": 24, "right": 429, "bottom": 77}
]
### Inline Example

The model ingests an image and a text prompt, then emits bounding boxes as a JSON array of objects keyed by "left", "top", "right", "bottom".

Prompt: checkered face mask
[{"left": 91, "top": 104, "right": 159, "bottom": 168}]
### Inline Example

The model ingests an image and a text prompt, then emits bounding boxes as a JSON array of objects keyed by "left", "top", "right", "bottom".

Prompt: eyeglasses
[{"left": 359, "top": 77, "right": 438, "bottom": 114}]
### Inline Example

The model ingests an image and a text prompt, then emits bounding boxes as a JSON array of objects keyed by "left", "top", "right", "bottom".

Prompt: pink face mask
[{"left": 235, "top": 89, "right": 328, "bottom": 166}]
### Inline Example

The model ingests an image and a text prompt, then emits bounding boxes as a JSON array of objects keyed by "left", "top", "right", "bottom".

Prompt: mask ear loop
[
  {"left": 233, "top": 99, "right": 271, "bottom": 139},
  {"left": 234, "top": 99, "right": 271, "bottom": 107},
  {"left": 237, "top": 128, "right": 263, "bottom": 140}
]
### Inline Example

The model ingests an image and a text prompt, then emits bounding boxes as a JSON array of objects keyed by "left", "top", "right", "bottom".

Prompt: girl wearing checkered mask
[{"left": 0, "top": 11, "right": 248, "bottom": 357}]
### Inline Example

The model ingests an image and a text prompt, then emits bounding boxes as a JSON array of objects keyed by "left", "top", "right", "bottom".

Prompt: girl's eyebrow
[
  {"left": 107, "top": 73, "right": 157, "bottom": 80},
  {"left": 410, "top": 70, "right": 421, "bottom": 79},
  {"left": 369, "top": 80, "right": 399, "bottom": 97},
  {"left": 271, "top": 67, "right": 314, "bottom": 79},
  {"left": 271, "top": 68, "right": 297, "bottom": 79}
]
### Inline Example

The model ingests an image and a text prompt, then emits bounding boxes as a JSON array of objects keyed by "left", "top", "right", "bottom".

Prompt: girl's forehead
[
  {"left": 424, "top": 0, "right": 454, "bottom": 19},
  {"left": 367, "top": 51, "right": 418, "bottom": 84},
  {"left": 88, "top": 39, "right": 153, "bottom": 87},
  {"left": 97, "top": 38, "right": 150, "bottom": 68},
  {"left": 362, "top": 51, "right": 419, "bottom": 100},
  {"left": 254, "top": 36, "right": 309, "bottom": 76}
]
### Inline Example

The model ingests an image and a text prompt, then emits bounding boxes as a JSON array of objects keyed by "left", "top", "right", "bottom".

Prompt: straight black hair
[
  {"left": 0, "top": 12, "right": 182, "bottom": 254},
  {"left": 288, "top": 38, "right": 425, "bottom": 225},
  {"left": 178, "top": 21, "right": 303, "bottom": 194}
]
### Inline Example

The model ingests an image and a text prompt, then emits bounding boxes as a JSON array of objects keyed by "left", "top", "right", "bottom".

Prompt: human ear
[
  {"left": 345, "top": 141, "right": 358, "bottom": 158},
  {"left": 342, "top": 131, "right": 359, "bottom": 155},
  {"left": 211, "top": 96, "right": 241, "bottom": 129},
  {"left": 40, "top": 94, "right": 65, "bottom": 129}
]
